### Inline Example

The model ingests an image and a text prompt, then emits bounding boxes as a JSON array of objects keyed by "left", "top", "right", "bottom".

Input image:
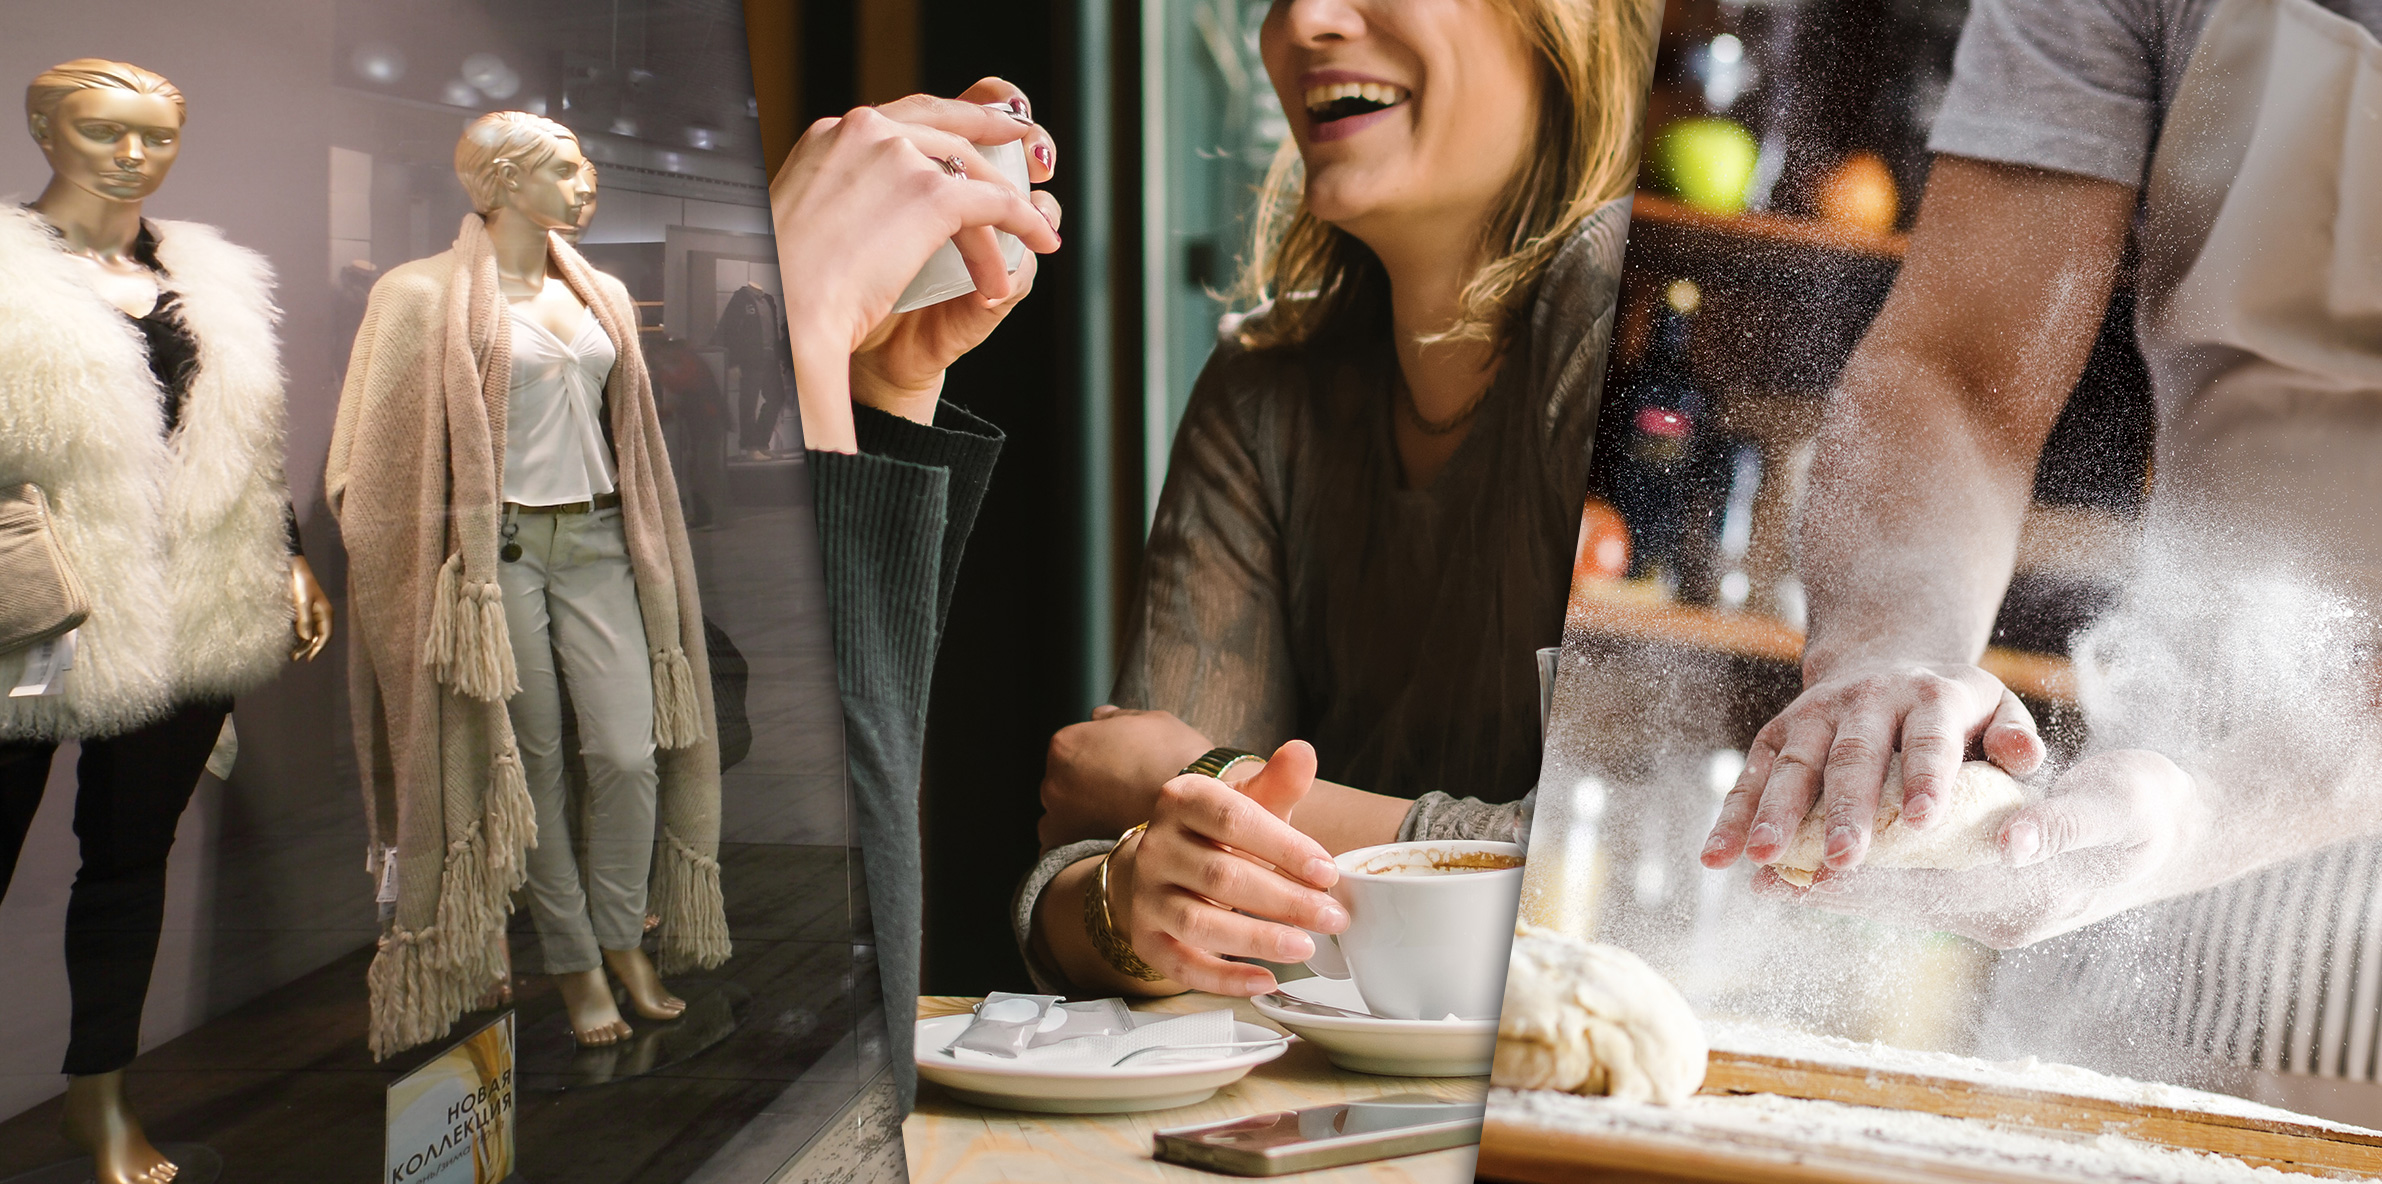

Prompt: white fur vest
[{"left": 0, "top": 205, "right": 293, "bottom": 741}]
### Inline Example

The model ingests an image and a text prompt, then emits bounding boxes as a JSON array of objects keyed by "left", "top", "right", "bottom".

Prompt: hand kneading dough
[
  {"left": 1491, "top": 926, "right": 1705, "bottom": 1104},
  {"left": 1766, "top": 758, "right": 2027, "bottom": 886}
]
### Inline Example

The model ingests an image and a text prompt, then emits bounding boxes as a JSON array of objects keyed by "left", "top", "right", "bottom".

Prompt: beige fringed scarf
[{"left": 327, "top": 214, "right": 727, "bottom": 1059}]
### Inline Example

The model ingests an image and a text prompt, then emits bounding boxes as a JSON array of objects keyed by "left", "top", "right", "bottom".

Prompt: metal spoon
[
  {"left": 1256, "top": 992, "right": 1378, "bottom": 1020},
  {"left": 1110, "top": 1037, "right": 1290, "bottom": 1066}
]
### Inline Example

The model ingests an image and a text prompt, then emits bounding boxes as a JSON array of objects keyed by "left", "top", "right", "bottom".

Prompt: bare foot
[
  {"left": 603, "top": 946, "right": 686, "bottom": 1022},
  {"left": 475, "top": 945, "right": 515, "bottom": 1011},
  {"left": 555, "top": 968, "right": 632, "bottom": 1045},
  {"left": 61, "top": 1072, "right": 180, "bottom": 1184}
]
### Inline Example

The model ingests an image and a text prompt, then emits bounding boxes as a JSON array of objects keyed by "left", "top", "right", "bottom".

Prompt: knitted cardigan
[
  {"left": 327, "top": 215, "right": 726, "bottom": 1058},
  {"left": 0, "top": 206, "right": 292, "bottom": 741},
  {"left": 809, "top": 402, "right": 1004, "bottom": 1114}
]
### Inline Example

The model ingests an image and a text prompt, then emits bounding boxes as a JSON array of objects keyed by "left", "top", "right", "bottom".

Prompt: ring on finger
[{"left": 935, "top": 154, "right": 967, "bottom": 178}]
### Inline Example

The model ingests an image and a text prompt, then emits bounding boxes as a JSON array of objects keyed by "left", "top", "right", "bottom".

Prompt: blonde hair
[
  {"left": 454, "top": 110, "right": 579, "bottom": 213},
  {"left": 1233, "top": 0, "right": 1660, "bottom": 354},
  {"left": 25, "top": 59, "right": 185, "bottom": 132}
]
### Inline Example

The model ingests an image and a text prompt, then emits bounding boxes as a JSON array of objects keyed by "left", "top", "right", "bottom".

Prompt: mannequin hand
[
  {"left": 1039, "top": 706, "right": 1215, "bottom": 848},
  {"left": 291, "top": 556, "right": 333, "bottom": 662},
  {"left": 770, "top": 77, "right": 1060, "bottom": 451},
  {"left": 850, "top": 78, "right": 1063, "bottom": 425},
  {"left": 1755, "top": 748, "right": 2203, "bottom": 948},
  {"left": 1112, "top": 740, "right": 1346, "bottom": 996},
  {"left": 1704, "top": 661, "right": 2044, "bottom": 874}
]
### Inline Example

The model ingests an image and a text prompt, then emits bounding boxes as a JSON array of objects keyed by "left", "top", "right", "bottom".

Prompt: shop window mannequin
[
  {"left": 327, "top": 111, "right": 728, "bottom": 1054},
  {"left": 0, "top": 59, "right": 329, "bottom": 1184}
]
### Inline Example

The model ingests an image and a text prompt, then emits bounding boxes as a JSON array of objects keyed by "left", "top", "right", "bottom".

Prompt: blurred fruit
[
  {"left": 1651, "top": 117, "right": 1759, "bottom": 214},
  {"left": 1816, "top": 151, "right": 1900, "bottom": 233},
  {"left": 1576, "top": 497, "right": 1631, "bottom": 583}
]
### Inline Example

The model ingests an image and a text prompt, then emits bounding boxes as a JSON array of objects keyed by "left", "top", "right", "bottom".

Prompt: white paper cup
[
  {"left": 1301, "top": 840, "right": 1525, "bottom": 1021},
  {"left": 890, "top": 109, "right": 1033, "bottom": 314}
]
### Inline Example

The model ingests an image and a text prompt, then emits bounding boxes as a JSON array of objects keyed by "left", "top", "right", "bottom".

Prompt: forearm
[
  {"left": 792, "top": 338, "right": 858, "bottom": 454},
  {"left": 1794, "top": 157, "right": 2131, "bottom": 685},
  {"left": 1290, "top": 780, "right": 1410, "bottom": 854},
  {"left": 1797, "top": 345, "right": 2038, "bottom": 680}
]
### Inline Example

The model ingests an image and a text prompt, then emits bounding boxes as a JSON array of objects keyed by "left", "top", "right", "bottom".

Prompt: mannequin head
[
  {"left": 455, "top": 111, "right": 593, "bottom": 230},
  {"left": 26, "top": 59, "right": 185, "bottom": 205}
]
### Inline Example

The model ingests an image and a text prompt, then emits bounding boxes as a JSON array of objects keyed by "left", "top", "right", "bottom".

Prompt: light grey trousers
[{"left": 498, "top": 505, "right": 659, "bottom": 974}]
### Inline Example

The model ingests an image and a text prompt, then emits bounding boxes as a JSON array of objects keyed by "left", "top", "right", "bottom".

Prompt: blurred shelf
[
  {"left": 1631, "top": 191, "right": 1908, "bottom": 261},
  {"left": 1567, "top": 581, "right": 2076, "bottom": 703}
]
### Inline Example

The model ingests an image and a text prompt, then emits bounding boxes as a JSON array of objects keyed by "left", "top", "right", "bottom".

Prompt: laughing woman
[{"left": 1020, "top": 0, "right": 1657, "bottom": 998}]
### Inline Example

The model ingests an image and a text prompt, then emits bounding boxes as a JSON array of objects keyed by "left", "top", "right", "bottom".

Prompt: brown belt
[{"left": 505, "top": 491, "right": 622, "bottom": 515}]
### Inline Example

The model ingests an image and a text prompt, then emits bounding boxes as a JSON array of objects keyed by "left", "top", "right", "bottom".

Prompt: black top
[
  {"left": 1111, "top": 200, "right": 1633, "bottom": 805},
  {"left": 121, "top": 222, "right": 302, "bottom": 555}
]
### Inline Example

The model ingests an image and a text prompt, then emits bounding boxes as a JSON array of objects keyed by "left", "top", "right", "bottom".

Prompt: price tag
[{"left": 8, "top": 629, "right": 76, "bottom": 698}]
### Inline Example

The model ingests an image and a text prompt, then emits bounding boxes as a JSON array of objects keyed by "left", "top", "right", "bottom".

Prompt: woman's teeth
[{"left": 1304, "top": 81, "right": 1411, "bottom": 122}]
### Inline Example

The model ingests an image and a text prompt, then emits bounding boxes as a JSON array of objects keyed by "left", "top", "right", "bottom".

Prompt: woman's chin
[{"left": 1300, "top": 177, "right": 1404, "bottom": 230}]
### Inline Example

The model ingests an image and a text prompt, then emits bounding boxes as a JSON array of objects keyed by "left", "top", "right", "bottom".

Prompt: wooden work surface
[
  {"left": 1477, "top": 1047, "right": 2382, "bottom": 1184},
  {"left": 902, "top": 992, "right": 1487, "bottom": 1184}
]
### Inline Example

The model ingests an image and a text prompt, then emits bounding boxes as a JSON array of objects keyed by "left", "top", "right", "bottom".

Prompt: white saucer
[
  {"left": 1249, "top": 976, "right": 1496, "bottom": 1077},
  {"left": 914, "top": 1015, "right": 1290, "bottom": 1114}
]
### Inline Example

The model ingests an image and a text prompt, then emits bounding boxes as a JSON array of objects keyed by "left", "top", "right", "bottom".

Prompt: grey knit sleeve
[
  {"left": 1012, "top": 839, "right": 1118, "bottom": 996},
  {"left": 1396, "top": 789, "right": 1535, "bottom": 846}
]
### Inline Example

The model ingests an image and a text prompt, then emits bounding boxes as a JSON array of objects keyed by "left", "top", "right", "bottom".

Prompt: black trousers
[
  {"left": 736, "top": 356, "right": 790, "bottom": 452},
  {"left": 0, "top": 699, "right": 230, "bottom": 1075}
]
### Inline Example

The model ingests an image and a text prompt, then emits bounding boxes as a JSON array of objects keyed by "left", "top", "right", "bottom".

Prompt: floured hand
[
  {"left": 1764, "top": 758, "right": 2025, "bottom": 886},
  {"left": 1757, "top": 749, "right": 2203, "bottom": 948}
]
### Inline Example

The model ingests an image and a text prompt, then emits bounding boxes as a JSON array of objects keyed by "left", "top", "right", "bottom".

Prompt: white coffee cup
[
  {"left": 890, "top": 106, "right": 1033, "bottom": 314},
  {"left": 1301, "top": 840, "right": 1525, "bottom": 1021}
]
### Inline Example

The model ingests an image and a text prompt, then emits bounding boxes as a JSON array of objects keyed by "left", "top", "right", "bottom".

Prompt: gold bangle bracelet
[{"left": 1085, "top": 822, "right": 1164, "bottom": 982}]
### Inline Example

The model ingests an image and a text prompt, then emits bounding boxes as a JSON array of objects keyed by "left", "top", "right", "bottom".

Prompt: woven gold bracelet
[{"left": 1084, "top": 822, "right": 1165, "bottom": 982}]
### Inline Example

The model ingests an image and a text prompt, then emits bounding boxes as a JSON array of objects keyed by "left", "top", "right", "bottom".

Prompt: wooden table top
[{"left": 902, "top": 992, "right": 1487, "bottom": 1184}]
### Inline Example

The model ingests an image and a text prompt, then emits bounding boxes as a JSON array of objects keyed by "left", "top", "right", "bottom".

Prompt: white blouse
[{"left": 503, "top": 307, "right": 619, "bottom": 507}]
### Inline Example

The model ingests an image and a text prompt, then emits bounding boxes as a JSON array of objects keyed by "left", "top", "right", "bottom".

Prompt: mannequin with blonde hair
[
  {"left": 329, "top": 110, "right": 726, "bottom": 1056},
  {"left": 4, "top": 57, "right": 327, "bottom": 1184}
]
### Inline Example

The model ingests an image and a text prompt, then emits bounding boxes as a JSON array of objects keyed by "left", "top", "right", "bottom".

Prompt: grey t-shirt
[{"left": 1928, "top": 0, "right": 2382, "bottom": 186}]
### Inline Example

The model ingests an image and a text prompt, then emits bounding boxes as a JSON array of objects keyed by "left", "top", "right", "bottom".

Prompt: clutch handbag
[{"left": 0, "top": 482, "right": 92, "bottom": 654}]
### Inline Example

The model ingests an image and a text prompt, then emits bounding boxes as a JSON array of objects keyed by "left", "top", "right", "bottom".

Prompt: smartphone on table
[{"left": 1151, "top": 1093, "right": 1483, "bottom": 1176}]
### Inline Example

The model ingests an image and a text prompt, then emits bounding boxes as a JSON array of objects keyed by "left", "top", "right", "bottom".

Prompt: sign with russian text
[{"left": 385, "top": 1012, "right": 515, "bottom": 1184}]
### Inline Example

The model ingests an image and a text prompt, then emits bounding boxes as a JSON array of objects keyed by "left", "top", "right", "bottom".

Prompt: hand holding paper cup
[{"left": 891, "top": 108, "right": 1034, "bottom": 313}]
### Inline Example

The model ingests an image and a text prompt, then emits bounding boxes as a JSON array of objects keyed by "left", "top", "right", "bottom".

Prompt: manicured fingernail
[
  {"left": 1279, "top": 930, "right": 1315, "bottom": 960},
  {"left": 1317, "top": 903, "right": 1348, "bottom": 931},
  {"left": 1305, "top": 858, "right": 1337, "bottom": 885},
  {"left": 1034, "top": 143, "right": 1053, "bottom": 170},
  {"left": 1747, "top": 823, "right": 1781, "bottom": 851},
  {"left": 2006, "top": 820, "right": 2042, "bottom": 866},
  {"left": 1009, "top": 95, "right": 1032, "bottom": 121}
]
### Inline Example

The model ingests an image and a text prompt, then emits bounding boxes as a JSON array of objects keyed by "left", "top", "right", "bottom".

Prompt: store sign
[{"left": 385, "top": 1013, "right": 515, "bottom": 1184}]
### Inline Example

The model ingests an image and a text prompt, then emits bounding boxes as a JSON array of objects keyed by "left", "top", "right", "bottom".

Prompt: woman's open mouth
[{"left": 1303, "top": 81, "right": 1411, "bottom": 128}]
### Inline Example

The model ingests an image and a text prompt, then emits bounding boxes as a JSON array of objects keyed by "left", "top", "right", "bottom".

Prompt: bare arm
[{"left": 1704, "top": 156, "right": 2137, "bottom": 872}]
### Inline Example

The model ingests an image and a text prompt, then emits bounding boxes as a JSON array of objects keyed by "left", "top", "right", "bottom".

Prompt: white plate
[
  {"left": 914, "top": 1015, "right": 1290, "bottom": 1114},
  {"left": 1250, "top": 976, "right": 1496, "bottom": 1078}
]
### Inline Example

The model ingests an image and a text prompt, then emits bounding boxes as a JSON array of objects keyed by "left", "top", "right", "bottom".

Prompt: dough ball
[
  {"left": 1491, "top": 926, "right": 1705, "bottom": 1104},
  {"left": 1766, "top": 758, "right": 2027, "bottom": 886}
]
